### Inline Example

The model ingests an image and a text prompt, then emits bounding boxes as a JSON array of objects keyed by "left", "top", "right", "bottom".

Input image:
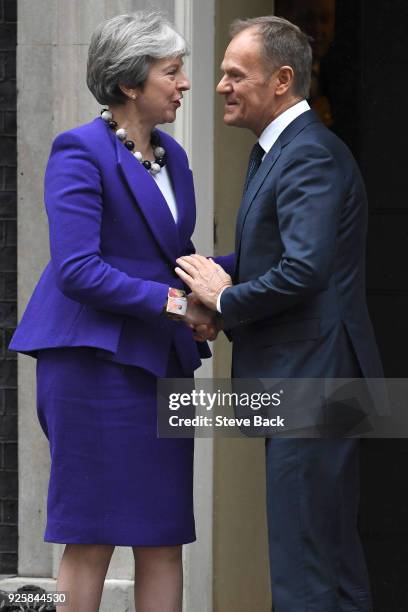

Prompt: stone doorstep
[{"left": 0, "top": 576, "right": 136, "bottom": 612}]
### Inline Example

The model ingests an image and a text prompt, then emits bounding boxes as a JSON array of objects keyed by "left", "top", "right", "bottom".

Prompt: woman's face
[{"left": 135, "top": 56, "right": 190, "bottom": 125}]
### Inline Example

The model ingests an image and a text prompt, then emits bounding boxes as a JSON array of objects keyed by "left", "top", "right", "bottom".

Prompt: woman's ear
[{"left": 118, "top": 84, "right": 138, "bottom": 100}]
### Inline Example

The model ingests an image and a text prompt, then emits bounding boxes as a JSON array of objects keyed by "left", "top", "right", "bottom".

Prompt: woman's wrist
[{"left": 163, "top": 287, "right": 187, "bottom": 319}]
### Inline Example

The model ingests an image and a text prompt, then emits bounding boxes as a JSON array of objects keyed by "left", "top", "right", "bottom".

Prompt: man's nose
[{"left": 216, "top": 76, "right": 230, "bottom": 94}]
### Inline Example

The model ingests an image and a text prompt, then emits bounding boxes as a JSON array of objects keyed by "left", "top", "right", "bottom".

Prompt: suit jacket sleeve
[
  {"left": 213, "top": 253, "right": 235, "bottom": 276},
  {"left": 45, "top": 132, "right": 168, "bottom": 320},
  {"left": 179, "top": 238, "right": 235, "bottom": 277},
  {"left": 220, "top": 143, "right": 344, "bottom": 329}
]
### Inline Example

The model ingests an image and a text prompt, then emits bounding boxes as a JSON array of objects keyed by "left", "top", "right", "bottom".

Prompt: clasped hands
[{"left": 175, "top": 254, "right": 232, "bottom": 342}]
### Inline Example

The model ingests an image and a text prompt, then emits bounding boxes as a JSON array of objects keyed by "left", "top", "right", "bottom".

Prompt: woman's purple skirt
[{"left": 36, "top": 347, "right": 195, "bottom": 546}]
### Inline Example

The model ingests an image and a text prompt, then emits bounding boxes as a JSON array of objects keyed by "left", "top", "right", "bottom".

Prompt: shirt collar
[{"left": 258, "top": 99, "right": 310, "bottom": 155}]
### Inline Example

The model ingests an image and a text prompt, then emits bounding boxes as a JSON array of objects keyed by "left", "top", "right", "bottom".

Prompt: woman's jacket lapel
[{"left": 114, "top": 134, "right": 181, "bottom": 264}]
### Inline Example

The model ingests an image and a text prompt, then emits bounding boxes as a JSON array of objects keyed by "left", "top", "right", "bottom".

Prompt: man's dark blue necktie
[{"left": 243, "top": 142, "right": 264, "bottom": 193}]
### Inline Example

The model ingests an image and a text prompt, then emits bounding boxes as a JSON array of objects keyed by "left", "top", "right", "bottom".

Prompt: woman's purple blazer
[{"left": 10, "top": 117, "right": 233, "bottom": 376}]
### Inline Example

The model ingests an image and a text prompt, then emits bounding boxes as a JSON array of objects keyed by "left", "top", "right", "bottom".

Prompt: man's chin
[
  {"left": 224, "top": 115, "right": 248, "bottom": 129},
  {"left": 223, "top": 112, "right": 240, "bottom": 127}
]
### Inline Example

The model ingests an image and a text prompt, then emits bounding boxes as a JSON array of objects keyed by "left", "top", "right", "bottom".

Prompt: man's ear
[{"left": 275, "top": 65, "right": 295, "bottom": 96}]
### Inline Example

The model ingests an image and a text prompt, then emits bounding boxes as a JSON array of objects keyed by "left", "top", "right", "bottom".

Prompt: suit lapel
[
  {"left": 235, "top": 140, "right": 282, "bottom": 255},
  {"left": 234, "top": 110, "right": 321, "bottom": 271},
  {"left": 115, "top": 133, "right": 181, "bottom": 264}
]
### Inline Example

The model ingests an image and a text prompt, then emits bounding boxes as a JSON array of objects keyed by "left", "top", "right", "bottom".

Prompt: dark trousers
[{"left": 266, "top": 438, "right": 372, "bottom": 612}]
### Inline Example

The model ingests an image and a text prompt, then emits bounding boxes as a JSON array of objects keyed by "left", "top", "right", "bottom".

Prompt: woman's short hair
[
  {"left": 230, "top": 16, "right": 312, "bottom": 99},
  {"left": 87, "top": 10, "right": 188, "bottom": 105}
]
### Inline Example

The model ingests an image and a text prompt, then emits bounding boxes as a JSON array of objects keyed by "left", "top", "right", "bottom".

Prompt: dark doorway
[{"left": 275, "top": 1, "right": 408, "bottom": 609}]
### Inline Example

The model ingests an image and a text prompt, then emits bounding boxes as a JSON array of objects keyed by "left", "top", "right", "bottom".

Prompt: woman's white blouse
[{"left": 152, "top": 166, "right": 178, "bottom": 224}]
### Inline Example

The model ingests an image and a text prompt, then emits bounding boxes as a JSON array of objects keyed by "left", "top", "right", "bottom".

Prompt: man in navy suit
[{"left": 176, "top": 15, "right": 383, "bottom": 612}]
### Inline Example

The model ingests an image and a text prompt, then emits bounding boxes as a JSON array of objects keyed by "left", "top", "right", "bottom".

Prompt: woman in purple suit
[{"left": 10, "top": 11, "right": 231, "bottom": 612}]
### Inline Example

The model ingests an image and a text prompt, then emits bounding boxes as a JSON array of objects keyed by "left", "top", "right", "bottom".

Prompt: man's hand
[
  {"left": 193, "top": 320, "right": 224, "bottom": 342},
  {"left": 175, "top": 254, "right": 232, "bottom": 310},
  {"left": 185, "top": 293, "right": 220, "bottom": 341}
]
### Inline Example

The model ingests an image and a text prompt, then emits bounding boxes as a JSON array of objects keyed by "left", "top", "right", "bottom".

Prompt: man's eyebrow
[{"left": 221, "top": 65, "right": 244, "bottom": 75}]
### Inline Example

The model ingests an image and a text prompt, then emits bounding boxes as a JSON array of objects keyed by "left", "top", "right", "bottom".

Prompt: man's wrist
[{"left": 216, "top": 286, "right": 230, "bottom": 313}]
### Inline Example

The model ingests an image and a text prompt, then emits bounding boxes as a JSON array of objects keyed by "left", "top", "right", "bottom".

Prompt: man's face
[{"left": 216, "top": 28, "right": 278, "bottom": 136}]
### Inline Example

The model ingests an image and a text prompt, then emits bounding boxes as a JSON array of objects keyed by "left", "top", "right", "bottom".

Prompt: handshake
[{"left": 173, "top": 254, "right": 233, "bottom": 342}]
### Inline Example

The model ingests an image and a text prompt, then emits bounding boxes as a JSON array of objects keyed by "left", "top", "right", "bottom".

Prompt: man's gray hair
[
  {"left": 87, "top": 10, "right": 188, "bottom": 105},
  {"left": 230, "top": 15, "right": 312, "bottom": 98}
]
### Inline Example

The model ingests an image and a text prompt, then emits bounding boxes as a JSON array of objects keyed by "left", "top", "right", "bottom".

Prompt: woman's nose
[{"left": 178, "top": 71, "right": 190, "bottom": 91}]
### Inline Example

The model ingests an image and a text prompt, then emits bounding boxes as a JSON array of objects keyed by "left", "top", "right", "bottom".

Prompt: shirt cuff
[{"left": 216, "top": 287, "right": 228, "bottom": 313}]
